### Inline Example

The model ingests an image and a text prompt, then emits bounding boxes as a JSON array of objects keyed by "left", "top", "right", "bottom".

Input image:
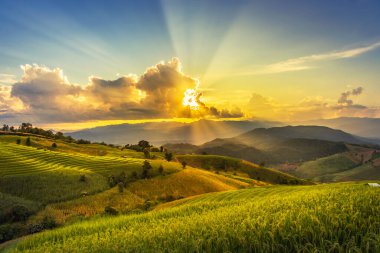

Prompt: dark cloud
[{"left": 338, "top": 86, "right": 363, "bottom": 106}]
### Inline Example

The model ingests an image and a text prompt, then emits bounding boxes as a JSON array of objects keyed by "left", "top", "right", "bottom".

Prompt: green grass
[
  {"left": 0, "top": 141, "right": 182, "bottom": 205},
  {"left": 295, "top": 153, "right": 358, "bottom": 181},
  {"left": 176, "top": 154, "right": 308, "bottom": 185},
  {"left": 319, "top": 163, "right": 380, "bottom": 182},
  {"left": 4, "top": 183, "right": 379, "bottom": 252}
]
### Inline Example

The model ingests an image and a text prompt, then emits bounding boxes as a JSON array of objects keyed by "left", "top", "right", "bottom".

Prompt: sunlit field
[{"left": 4, "top": 183, "right": 379, "bottom": 253}]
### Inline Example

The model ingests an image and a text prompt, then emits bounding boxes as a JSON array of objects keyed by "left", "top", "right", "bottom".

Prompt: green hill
[
  {"left": 175, "top": 155, "right": 309, "bottom": 185},
  {"left": 3, "top": 183, "right": 379, "bottom": 252}
]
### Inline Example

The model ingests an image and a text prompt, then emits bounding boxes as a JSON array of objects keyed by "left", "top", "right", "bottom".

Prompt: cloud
[
  {"left": 337, "top": 86, "right": 363, "bottom": 106},
  {"left": 0, "top": 74, "right": 17, "bottom": 85},
  {"left": 1, "top": 58, "right": 243, "bottom": 124},
  {"left": 240, "top": 41, "right": 380, "bottom": 75},
  {"left": 246, "top": 86, "right": 380, "bottom": 121}
]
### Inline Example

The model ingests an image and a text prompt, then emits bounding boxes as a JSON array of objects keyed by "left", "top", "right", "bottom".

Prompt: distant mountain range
[
  {"left": 66, "top": 119, "right": 282, "bottom": 145},
  {"left": 165, "top": 125, "right": 379, "bottom": 165},
  {"left": 298, "top": 117, "right": 380, "bottom": 139}
]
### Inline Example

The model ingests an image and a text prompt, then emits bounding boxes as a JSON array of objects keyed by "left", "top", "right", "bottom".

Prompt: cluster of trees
[
  {"left": 123, "top": 140, "right": 174, "bottom": 161},
  {"left": 1, "top": 122, "right": 93, "bottom": 145}
]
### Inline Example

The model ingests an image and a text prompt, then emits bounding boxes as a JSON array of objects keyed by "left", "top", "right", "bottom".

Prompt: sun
[{"left": 182, "top": 88, "right": 201, "bottom": 110}]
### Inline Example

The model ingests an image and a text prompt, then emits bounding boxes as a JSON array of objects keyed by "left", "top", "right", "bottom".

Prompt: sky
[{"left": 1, "top": 0, "right": 380, "bottom": 130}]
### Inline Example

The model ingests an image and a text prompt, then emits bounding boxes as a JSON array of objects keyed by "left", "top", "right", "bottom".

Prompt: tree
[
  {"left": 2, "top": 124, "right": 9, "bottom": 131},
  {"left": 138, "top": 140, "right": 150, "bottom": 149},
  {"left": 142, "top": 160, "right": 152, "bottom": 170},
  {"left": 16, "top": 139, "right": 21, "bottom": 145},
  {"left": 142, "top": 160, "right": 152, "bottom": 179},
  {"left": 164, "top": 152, "right": 173, "bottom": 162},
  {"left": 25, "top": 137, "right": 31, "bottom": 146},
  {"left": 143, "top": 149, "right": 150, "bottom": 159},
  {"left": 51, "top": 143, "right": 57, "bottom": 148},
  {"left": 181, "top": 161, "right": 187, "bottom": 169},
  {"left": 160, "top": 146, "right": 164, "bottom": 152},
  {"left": 158, "top": 165, "right": 164, "bottom": 174}
]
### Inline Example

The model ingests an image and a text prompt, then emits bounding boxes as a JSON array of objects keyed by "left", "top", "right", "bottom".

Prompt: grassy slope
[
  {"left": 31, "top": 168, "right": 254, "bottom": 225},
  {"left": 5, "top": 183, "right": 380, "bottom": 253},
  {"left": 294, "top": 153, "right": 358, "bottom": 180},
  {"left": 176, "top": 155, "right": 309, "bottom": 185}
]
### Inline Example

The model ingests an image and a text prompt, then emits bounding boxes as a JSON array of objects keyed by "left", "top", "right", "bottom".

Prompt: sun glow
[{"left": 183, "top": 88, "right": 202, "bottom": 110}]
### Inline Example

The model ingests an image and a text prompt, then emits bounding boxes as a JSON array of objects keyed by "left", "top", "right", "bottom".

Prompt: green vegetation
[
  {"left": 176, "top": 155, "right": 308, "bottom": 185},
  {"left": 4, "top": 183, "right": 379, "bottom": 252},
  {"left": 294, "top": 153, "right": 358, "bottom": 180}
]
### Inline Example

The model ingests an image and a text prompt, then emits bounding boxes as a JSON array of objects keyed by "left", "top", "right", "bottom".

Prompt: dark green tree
[
  {"left": 164, "top": 152, "right": 173, "bottom": 161},
  {"left": 25, "top": 137, "right": 31, "bottom": 146}
]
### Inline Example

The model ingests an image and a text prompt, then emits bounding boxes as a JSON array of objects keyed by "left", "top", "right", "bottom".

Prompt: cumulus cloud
[{"left": 1, "top": 58, "right": 243, "bottom": 123}]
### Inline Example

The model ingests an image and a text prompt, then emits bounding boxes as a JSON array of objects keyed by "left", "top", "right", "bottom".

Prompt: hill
[
  {"left": 166, "top": 126, "right": 360, "bottom": 165},
  {"left": 67, "top": 119, "right": 281, "bottom": 145},
  {"left": 175, "top": 155, "right": 309, "bottom": 185},
  {"left": 282, "top": 144, "right": 380, "bottom": 182},
  {"left": 3, "top": 183, "right": 379, "bottom": 252},
  {"left": 1, "top": 134, "right": 283, "bottom": 243}
]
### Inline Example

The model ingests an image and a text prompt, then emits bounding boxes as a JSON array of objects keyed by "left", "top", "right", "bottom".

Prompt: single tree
[
  {"left": 160, "top": 146, "right": 164, "bottom": 152},
  {"left": 138, "top": 140, "right": 150, "bottom": 149},
  {"left": 143, "top": 149, "right": 150, "bottom": 159},
  {"left": 158, "top": 164, "right": 164, "bottom": 174},
  {"left": 16, "top": 139, "right": 21, "bottom": 145},
  {"left": 25, "top": 137, "right": 31, "bottom": 146},
  {"left": 164, "top": 152, "right": 173, "bottom": 162},
  {"left": 181, "top": 161, "right": 187, "bottom": 169},
  {"left": 51, "top": 143, "right": 57, "bottom": 148}
]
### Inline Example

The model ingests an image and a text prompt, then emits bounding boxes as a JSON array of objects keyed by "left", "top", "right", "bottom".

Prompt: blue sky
[{"left": 1, "top": 0, "right": 380, "bottom": 126}]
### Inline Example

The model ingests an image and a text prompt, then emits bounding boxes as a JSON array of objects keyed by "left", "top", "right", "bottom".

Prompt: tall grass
[{"left": 6, "top": 183, "right": 380, "bottom": 252}]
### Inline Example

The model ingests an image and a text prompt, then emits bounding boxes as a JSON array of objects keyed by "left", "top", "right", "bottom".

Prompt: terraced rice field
[{"left": 4, "top": 182, "right": 379, "bottom": 253}]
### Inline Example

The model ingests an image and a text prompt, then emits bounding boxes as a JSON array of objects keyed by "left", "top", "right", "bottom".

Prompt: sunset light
[{"left": 0, "top": 1, "right": 379, "bottom": 252}]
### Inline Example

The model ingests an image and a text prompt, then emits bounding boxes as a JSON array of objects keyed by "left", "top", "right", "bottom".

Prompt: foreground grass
[{"left": 4, "top": 183, "right": 379, "bottom": 253}]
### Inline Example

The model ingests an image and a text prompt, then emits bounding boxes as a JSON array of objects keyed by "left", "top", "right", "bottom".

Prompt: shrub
[
  {"left": 104, "top": 206, "right": 118, "bottom": 215},
  {"left": 25, "top": 137, "right": 31, "bottom": 146},
  {"left": 118, "top": 182, "right": 124, "bottom": 193},
  {"left": 41, "top": 216, "right": 56, "bottom": 229},
  {"left": 131, "top": 171, "right": 138, "bottom": 179},
  {"left": 181, "top": 161, "right": 187, "bottom": 169},
  {"left": 143, "top": 149, "right": 150, "bottom": 159},
  {"left": 158, "top": 165, "right": 164, "bottom": 174},
  {"left": 165, "top": 152, "right": 173, "bottom": 161},
  {"left": 7, "top": 205, "right": 30, "bottom": 222},
  {"left": 51, "top": 142, "right": 57, "bottom": 148},
  {"left": 16, "top": 139, "right": 21, "bottom": 144},
  {"left": 79, "top": 175, "right": 86, "bottom": 182}
]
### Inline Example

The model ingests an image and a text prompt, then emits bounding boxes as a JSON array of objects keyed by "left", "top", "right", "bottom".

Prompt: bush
[
  {"left": 7, "top": 205, "right": 30, "bottom": 222},
  {"left": 131, "top": 171, "right": 138, "bottom": 179},
  {"left": 165, "top": 152, "right": 173, "bottom": 161},
  {"left": 25, "top": 137, "right": 31, "bottom": 146},
  {"left": 104, "top": 206, "right": 118, "bottom": 215},
  {"left": 16, "top": 139, "right": 21, "bottom": 144},
  {"left": 79, "top": 175, "right": 86, "bottom": 182},
  {"left": 158, "top": 165, "right": 164, "bottom": 174},
  {"left": 51, "top": 142, "right": 57, "bottom": 148},
  {"left": 118, "top": 182, "right": 124, "bottom": 193}
]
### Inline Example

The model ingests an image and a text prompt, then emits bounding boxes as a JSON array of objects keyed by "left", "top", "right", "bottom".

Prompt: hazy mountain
[
  {"left": 297, "top": 117, "right": 380, "bottom": 139},
  {"left": 166, "top": 125, "right": 376, "bottom": 165},
  {"left": 67, "top": 119, "right": 282, "bottom": 145}
]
